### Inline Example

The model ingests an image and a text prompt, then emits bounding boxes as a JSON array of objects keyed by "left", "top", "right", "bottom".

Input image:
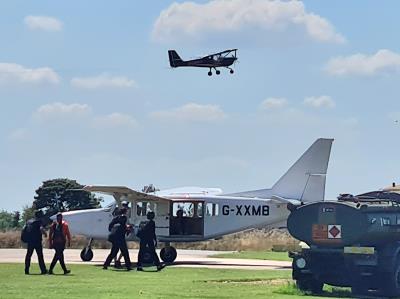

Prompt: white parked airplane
[{"left": 61, "top": 138, "right": 333, "bottom": 264}]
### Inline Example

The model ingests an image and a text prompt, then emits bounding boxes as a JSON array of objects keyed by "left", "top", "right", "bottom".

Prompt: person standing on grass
[
  {"left": 48, "top": 213, "right": 71, "bottom": 275},
  {"left": 136, "top": 211, "right": 164, "bottom": 271},
  {"left": 103, "top": 208, "right": 132, "bottom": 271},
  {"left": 23, "top": 210, "right": 48, "bottom": 275}
]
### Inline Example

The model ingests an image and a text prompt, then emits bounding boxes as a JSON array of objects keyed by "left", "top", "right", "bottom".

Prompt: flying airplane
[
  {"left": 61, "top": 138, "right": 333, "bottom": 264},
  {"left": 168, "top": 49, "right": 237, "bottom": 76}
]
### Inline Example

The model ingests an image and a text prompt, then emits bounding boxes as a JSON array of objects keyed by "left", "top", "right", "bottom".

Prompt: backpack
[
  {"left": 52, "top": 223, "right": 66, "bottom": 244},
  {"left": 136, "top": 221, "right": 149, "bottom": 239},
  {"left": 21, "top": 221, "right": 33, "bottom": 243}
]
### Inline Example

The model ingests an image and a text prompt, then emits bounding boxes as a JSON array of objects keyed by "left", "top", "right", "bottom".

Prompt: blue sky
[{"left": 1, "top": 0, "right": 400, "bottom": 211}]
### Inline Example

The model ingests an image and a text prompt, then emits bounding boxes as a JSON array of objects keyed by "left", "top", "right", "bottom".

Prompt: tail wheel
[
  {"left": 160, "top": 246, "right": 177, "bottom": 263},
  {"left": 80, "top": 247, "right": 94, "bottom": 262}
]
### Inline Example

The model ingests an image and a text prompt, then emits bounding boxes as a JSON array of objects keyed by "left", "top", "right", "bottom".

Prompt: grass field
[
  {"left": 0, "top": 264, "right": 352, "bottom": 299},
  {"left": 212, "top": 251, "right": 291, "bottom": 261}
]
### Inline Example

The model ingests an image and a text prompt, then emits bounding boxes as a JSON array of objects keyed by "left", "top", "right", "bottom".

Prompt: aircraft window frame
[
  {"left": 206, "top": 203, "right": 219, "bottom": 216},
  {"left": 136, "top": 201, "right": 157, "bottom": 216},
  {"left": 172, "top": 202, "right": 204, "bottom": 218}
]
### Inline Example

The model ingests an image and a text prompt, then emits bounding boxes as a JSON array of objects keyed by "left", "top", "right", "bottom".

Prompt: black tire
[
  {"left": 208, "top": 71, "right": 212, "bottom": 76},
  {"left": 160, "top": 247, "right": 177, "bottom": 263},
  {"left": 380, "top": 258, "right": 400, "bottom": 297},
  {"left": 296, "top": 278, "right": 323, "bottom": 294},
  {"left": 351, "top": 285, "right": 368, "bottom": 297},
  {"left": 230, "top": 69, "right": 234, "bottom": 74},
  {"left": 216, "top": 70, "right": 221, "bottom": 75},
  {"left": 80, "top": 247, "right": 94, "bottom": 262}
]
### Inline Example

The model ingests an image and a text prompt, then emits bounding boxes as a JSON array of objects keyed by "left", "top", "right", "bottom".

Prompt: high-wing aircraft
[
  {"left": 168, "top": 49, "right": 237, "bottom": 76},
  {"left": 61, "top": 138, "right": 333, "bottom": 264}
]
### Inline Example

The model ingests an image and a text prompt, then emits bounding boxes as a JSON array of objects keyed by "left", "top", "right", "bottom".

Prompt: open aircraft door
[{"left": 169, "top": 200, "right": 205, "bottom": 237}]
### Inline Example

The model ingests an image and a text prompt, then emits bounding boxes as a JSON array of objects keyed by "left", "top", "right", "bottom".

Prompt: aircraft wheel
[
  {"left": 80, "top": 247, "right": 94, "bottom": 262},
  {"left": 208, "top": 71, "right": 212, "bottom": 76},
  {"left": 230, "top": 69, "right": 234, "bottom": 74},
  {"left": 160, "top": 246, "right": 177, "bottom": 263},
  {"left": 216, "top": 70, "right": 221, "bottom": 75}
]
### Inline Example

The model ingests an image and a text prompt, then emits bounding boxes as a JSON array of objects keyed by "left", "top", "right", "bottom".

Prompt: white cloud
[
  {"left": 34, "top": 102, "right": 92, "bottom": 122},
  {"left": 24, "top": 15, "right": 63, "bottom": 32},
  {"left": 260, "top": 97, "right": 288, "bottom": 110},
  {"left": 8, "top": 128, "right": 30, "bottom": 142},
  {"left": 93, "top": 113, "right": 138, "bottom": 129},
  {"left": 325, "top": 49, "right": 400, "bottom": 76},
  {"left": 71, "top": 74, "right": 136, "bottom": 89},
  {"left": 303, "top": 96, "right": 335, "bottom": 109},
  {"left": 150, "top": 103, "right": 227, "bottom": 123},
  {"left": 0, "top": 63, "right": 60, "bottom": 84},
  {"left": 152, "top": 0, "right": 345, "bottom": 44}
]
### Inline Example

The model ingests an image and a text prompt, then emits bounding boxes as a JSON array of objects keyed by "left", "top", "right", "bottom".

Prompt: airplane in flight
[
  {"left": 168, "top": 49, "right": 237, "bottom": 76},
  {"left": 61, "top": 138, "right": 333, "bottom": 264}
]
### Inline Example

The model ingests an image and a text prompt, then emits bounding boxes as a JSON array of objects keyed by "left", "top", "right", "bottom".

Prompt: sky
[{"left": 1, "top": 0, "right": 400, "bottom": 211}]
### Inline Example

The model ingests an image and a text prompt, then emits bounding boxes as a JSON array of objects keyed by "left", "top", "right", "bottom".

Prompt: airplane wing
[
  {"left": 83, "top": 185, "right": 169, "bottom": 202},
  {"left": 208, "top": 49, "right": 238, "bottom": 57}
]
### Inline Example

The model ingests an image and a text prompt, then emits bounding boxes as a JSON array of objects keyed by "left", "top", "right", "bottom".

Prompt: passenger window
[
  {"left": 206, "top": 203, "right": 219, "bottom": 216},
  {"left": 381, "top": 217, "right": 391, "bottom": 226},
  {"left": 136, "top": 201, "right": 157, "bottom": 216}
]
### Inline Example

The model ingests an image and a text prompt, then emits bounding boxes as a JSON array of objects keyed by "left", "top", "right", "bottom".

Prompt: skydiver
[
  {"left": 22, "top": 210, "right": 48, "bottom": 275},
  {"left": 103, "top": 208, "right": 132, "bottom": 271},
  {"left": 136, "top": 211, "right": 164, "bottom": 271},
  {"left": 48, "top": 213, "right": 71, "bottom": 275}
]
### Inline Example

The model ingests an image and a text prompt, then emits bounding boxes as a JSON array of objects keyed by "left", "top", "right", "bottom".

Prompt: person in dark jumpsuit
[
  {"left": 137, "top": 211, "right": 164, "bottom": 271},
  {"left": 103, "top": 208, "right": 132, "bottom": 270},
  {"left": 24, "top": 210, "right": 48, "bottom": 275},
  {"left": 48, "top": 213, "right": 71, "bottom": 275}
]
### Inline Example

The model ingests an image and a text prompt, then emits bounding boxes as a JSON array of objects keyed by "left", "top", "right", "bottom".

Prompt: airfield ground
[
  {"left": 0, "top": 249, "right": 291, "bottom": 270},
  {"left": 0, "top": 249, "right": 352, "bottom": 299},
  {"left": 0, "top": 264, "right": 352, "bottom": 299},
  {"left": 211, "top": 251, "right": 291, "bottom": 261}
]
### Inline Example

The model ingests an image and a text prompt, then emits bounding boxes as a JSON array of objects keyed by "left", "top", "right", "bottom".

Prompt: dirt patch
[{"left": 206, "top": 278, "right": 292, "bottom": 285}]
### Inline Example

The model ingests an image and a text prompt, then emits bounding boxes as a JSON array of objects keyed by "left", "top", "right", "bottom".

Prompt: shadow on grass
[{"left": 274, "top": 282, "right": 352, "bottom": 298}]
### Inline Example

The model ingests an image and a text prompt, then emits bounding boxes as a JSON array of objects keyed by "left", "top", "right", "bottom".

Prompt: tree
[
  {"left": 21, "top": 205, "right": 35, "bottom": 224},
  {"left": 33, "top": 178, "right": 102, "bottom": 216},
  {"left": 0, "top": 210, "right": 14, "bottom": 231},
  {"left": 12, "top": 211, "right": 20, "bottom": 228}
]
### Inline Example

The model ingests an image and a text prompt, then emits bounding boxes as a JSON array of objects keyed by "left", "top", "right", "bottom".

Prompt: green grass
[
  {"left": 212, "top": 250, "right": 291, "bottom": 261},
  {"left": 0, "top": 263, "right": 352, "bottom": 299}
]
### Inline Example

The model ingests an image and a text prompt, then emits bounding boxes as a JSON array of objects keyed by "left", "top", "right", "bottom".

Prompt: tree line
[{"left": 0, "top": 178, "right": 102, "bottom": 231}]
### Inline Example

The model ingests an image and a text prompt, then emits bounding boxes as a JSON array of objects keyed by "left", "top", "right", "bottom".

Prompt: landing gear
[
  {"left": 160, "top": 243, "right": 177, "bottom": 263},
  {"left": 216, "top": 70, "right": 221, "bottom": 75},
  {"left": 80, "top": 238, "right": 94, "bottom": 262},
  {"left": 229, "top": 69, "right": 234, "bottom": 74},
  {"left": 208, "top": 68, "right": 212, "bottom": 76}
]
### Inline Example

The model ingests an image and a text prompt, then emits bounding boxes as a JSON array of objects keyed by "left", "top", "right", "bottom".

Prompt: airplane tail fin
[
  {"left": 271, "top": 138, "right": 333, "bottom": 203},
  {"left": 226, "top": 138, "right": 333, "bottom": 204},
  {"left": 168, "top": 50, "right": 184, "bottom": 67}
]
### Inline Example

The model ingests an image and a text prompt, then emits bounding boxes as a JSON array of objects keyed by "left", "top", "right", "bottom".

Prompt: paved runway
[{"left": 0, "top": 249, "right": 291, "bottom": 270}]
